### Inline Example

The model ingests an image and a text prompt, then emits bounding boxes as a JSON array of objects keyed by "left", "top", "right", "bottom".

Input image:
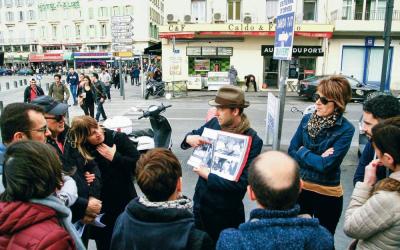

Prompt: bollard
[
  {"left": 19, "top": 80, "right": 23, "bottom": 86},
  {"left": 24, "top": 79, "right": 27, "bottom": 85},
  {"left": 14, "top": 81, "right": 18, "bottom": 88},
  {"left": 6, "top": 82, "right": 10, "bottom": 90},
  {"left": 46, "top": 82, "right": 50, "bottom": 91}
]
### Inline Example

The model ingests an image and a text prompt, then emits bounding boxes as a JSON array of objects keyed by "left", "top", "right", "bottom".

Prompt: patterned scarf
[
  {"left": 307, "top": 111, "right": 339, "bottom": 138},
  {"left": 138, "top": 195, "right": 193, "bottom": 211},
  {"left": 221, "top": 113, "right": 251, "bottom": 134}
]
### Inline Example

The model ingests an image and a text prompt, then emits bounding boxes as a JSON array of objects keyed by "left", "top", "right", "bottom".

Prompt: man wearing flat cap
[{"left": 181, "top": 85, "right": 263, "bottom": 241}]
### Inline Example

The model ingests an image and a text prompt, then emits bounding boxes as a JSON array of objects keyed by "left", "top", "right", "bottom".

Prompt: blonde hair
[
  {"left": 68, "top": 116, "right": 101, "bottom": 162},
  {"left": 317, "top": 75, "right": 352, "bottom": 113}
]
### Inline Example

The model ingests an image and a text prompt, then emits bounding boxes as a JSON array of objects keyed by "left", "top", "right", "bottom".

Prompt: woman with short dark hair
[
  {"left": 288, "top": 75, "right": 355, "bottom": 236},
  {"left": 0, "top": 140, "right": 85, "bottom": 249}
]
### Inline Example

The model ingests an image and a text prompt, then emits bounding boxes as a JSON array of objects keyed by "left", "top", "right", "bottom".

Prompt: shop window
[
  {"left": 341, "top": 47, "right": 365, "bottom": 81},
  {"left": 191, "top": 0, "right": 206, "bottom": 22},
  {"left": 13, "top": 45, "right": 21, "bottom": 52},
  {"left": 4, "top": 46, "right": 12, "bottom": 52},
  {"left": 228, "top": 0, "right": 241, "bottom": 21},
  {"left": 303, "top": 0, "right": 317, "bottom": 21}
]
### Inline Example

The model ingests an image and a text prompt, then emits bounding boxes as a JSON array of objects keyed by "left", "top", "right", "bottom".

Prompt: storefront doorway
[{"left": 263, "top": 56, "right": 279, "bottom": 87}]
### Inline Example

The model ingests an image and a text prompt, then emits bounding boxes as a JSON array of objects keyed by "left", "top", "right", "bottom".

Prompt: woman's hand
[
  {"left": 193, "top": 165, "right": 210, "bottom": 180},
  {"left": 97, "top": 143, "right": 116, "bottom": 161},
  {"left": 364, "top": 159, "right": 382, "bottom": 186},
  {"left": 84, "top": 171, "right": 95, "bottom": 185},
  {"left": 322, "top": 147, "right": 334, "bottom": 157}
]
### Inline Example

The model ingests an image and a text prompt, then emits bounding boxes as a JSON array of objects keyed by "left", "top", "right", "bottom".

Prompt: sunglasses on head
[
  {"left": 313, "top": 94, "right": 334, "bottom": 105},
  {"left": 45, "top": 115, "right": 65, "bottom": 122}
]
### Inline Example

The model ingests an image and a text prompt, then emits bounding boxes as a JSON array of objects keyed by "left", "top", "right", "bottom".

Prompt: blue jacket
[
  {"left": 288, "top": 113, "right": 355, "bottom": 186},
  {"left": 217, "top": 205, "right": 333, "bottom": 250},
  {"left": 0, "top": 143, "right": 5, "bottom": 174},
  {"left": 181, "top": 117, "right": 263, "bottom": 213},
  {"left": 66, "top": 72, "right": 79, "bottom": 86},
  {"left": 353, "top": 141, "right": 387, "bottom": 186}
]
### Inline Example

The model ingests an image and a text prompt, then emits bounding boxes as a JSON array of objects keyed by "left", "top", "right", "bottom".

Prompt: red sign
[
  {"left": 160, "top": 31, "right": 333, "bottom": 39},
  {"left": 29, "top": 53, "right": 64, "bottom": 62},
  {"left": 159, "top": 32, "right": 195, "bottom": 39}
]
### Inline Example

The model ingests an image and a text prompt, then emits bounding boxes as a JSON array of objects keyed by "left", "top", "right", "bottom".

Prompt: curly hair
[{"left": 363, "top": 94, "right": 400, "bottom": 119}]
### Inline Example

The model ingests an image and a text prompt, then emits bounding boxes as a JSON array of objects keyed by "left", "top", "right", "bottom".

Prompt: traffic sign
[
  {"left": 112, "top": 31, "right": 134, "bottom": 37},
  {"left": 112, "top": 38, "right": 133, "bottom": 44},
  {"left": 112, "top": 44, "right": 134, "bottom": 51},
  {"left": 111, "top": 15, "right": 133, "bottom": 23},
  {"left": 273, "top": 0, "right": 296, "bottom": 60}
]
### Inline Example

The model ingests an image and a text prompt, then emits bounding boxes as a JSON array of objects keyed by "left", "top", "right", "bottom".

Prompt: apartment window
[
  {"left": 28, "top": 10, "right": 35, "bottom": 20},
  {"left": 191, "top": 0, "right": 206, "bottom": 22},
  {"left": 112, "top": 6, "right": 121, "bottom": 16},
  {"left": 30, "top": 28, "right": 35, "bottom": 41},
  {"left": 22, "top": 45, "right": 29, "bottom": 52},
  {"left": 18, "top": 11, "right": 24, "bottom": 21},
  {"left": 228, "top": 0, "right": 241, "bottom": 20},
  {"left": 6, "top": 11, "right": 13, "bottom": 21},
  {"left": 100, "top": 23, "right": 107, "bottom": 37},
  {"left": 52, "top": 25, "right": 57, "bottom": 39},
  {"left": 99, "top": 7, "right": 108, "bottom": 17},
  {"left": 266, "top": 0, "right": 278, "bottom": 21},
  {"left": 64, "top": 25, "right": 71, "bottom": 39},
  {"left": 31, "top": 44, "right": 37, "bottom": 52},
  {"left": 26, "top": 0, "right": 33, "bottom": 6},
  {"left": 88, "top": 24, "right": 96, "bottom": 38},
  {"left": 124, "top": 5, "right": 133, "bottom": 15},
  {"left": 75, "top": 24, "right": 81, "bottom": 39},
  {"left": 16, "top": 0, "right": 23, "bottom": 7},
  {"left": 342, "top": 0, "right": 352, "bottom": 19},
  {"left": 40, "top": 26, "right": 46, "bottom": 39},
  {"left": 303, "top": 0, "right": 317, "bottom": 21},
  {"left": 5, "top": 0, "right": 12, "bottom": 7},
  {"left": 88, "top": 8, "right": 94, "bottom": 19}
]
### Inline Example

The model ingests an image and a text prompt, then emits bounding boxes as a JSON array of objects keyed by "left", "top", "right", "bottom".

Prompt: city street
[{"left": 0, "top": 75, "right": 362, "bottom": 249}]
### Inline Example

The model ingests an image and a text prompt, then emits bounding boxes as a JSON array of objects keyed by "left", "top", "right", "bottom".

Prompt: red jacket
[{"left": 0, "top": 201, "right": 76, "bottom": 250}]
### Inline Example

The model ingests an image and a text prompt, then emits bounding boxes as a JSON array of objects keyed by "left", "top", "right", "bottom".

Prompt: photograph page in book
[{"left": 187, "top": 128, "right": 252, "bottom": 181}]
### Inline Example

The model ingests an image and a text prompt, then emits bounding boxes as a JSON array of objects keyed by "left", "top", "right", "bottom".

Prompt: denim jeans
[
  {"left": 95, "top": 101, "right": 107, "bottom": 121},
  {"left": 70, "top": 84, "right": 78, "bottom": 104},
  {"left": 105, "top": 85, "right": 111, "bottom": 100}
]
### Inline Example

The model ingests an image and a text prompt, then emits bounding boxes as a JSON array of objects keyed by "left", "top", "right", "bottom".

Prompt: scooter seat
[{"left": 129, "top": 128, "right": 154, "bottom": 138}]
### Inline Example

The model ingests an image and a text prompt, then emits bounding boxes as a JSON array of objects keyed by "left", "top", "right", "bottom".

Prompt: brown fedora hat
[{"left": 209, "top": 85, "right": 250, "bottom": 108}]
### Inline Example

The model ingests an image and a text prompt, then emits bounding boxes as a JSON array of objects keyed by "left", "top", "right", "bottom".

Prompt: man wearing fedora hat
[{"left": 181, "top": 85, "right": 263, "bottom": 241}]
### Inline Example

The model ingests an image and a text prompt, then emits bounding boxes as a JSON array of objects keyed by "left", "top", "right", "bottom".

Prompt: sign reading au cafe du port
[{"left": 261, "top": 45, "right": 324, "bottom": 57}]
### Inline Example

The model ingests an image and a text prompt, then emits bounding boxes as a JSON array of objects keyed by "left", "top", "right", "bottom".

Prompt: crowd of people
[{"left": 0, "top": 75, "right": 399, "bottom": 250}]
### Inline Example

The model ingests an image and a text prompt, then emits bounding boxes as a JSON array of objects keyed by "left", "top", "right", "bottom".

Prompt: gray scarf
[
  {"left": 138, "top": 195, "right": 193, "bottom": 211},
  {"left": 30, "top": 195, "right": 86, "bottom": 250}
]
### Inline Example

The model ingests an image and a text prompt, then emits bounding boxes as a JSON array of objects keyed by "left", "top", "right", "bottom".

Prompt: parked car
[
  {"left": 298, "top": 75, "right": 379, "bottom": 102},
  {"left": 16, "top": 68, "right": 34, "bottom": 76},
  {"left": 0, "top": 67, "right": 12, "bottom": 76}
]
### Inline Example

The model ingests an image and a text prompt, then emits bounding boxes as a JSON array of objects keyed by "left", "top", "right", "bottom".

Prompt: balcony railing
[{"left": 331, "top": 9, "right": 400, "bottom": 21}]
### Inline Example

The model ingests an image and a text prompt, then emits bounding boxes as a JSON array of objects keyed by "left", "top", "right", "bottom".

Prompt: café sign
[
  {"left": 38, "top": 1, "right": 80, "bottom": 11},
  {"left": 261, "top": 45, "right": 324, "bottom": 56}
]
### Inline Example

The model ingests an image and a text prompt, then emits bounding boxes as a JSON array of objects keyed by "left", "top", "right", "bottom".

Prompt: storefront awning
[
  {"left": 144, "top": 42, "right": 162, "bottom": 55},
  {"left": 159, "top": 32, "right": 195, "bottom": 39},
  {"left": 72, "top": 52, "right": 112, "bottom": 59},
  {"left": 29, "top": 53, "right": 64, "bottom": 62}
]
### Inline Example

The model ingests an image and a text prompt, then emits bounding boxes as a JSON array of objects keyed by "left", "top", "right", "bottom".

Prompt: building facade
[
  {"left": 161, "top": 0, "right": 400, "bottom": 90},
  {"left": 0, "top": 0, "right": 164, "bottom": 66}
]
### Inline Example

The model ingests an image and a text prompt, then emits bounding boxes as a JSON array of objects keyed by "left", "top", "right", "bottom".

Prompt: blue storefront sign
[{"left": 365, "top": 37, "right": 375, "bottom": 47}]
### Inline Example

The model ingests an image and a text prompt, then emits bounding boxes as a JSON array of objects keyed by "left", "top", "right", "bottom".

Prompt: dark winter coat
[
  {"left": 110, "top": 197, "right": 214, "bottom": 250},
  {"left": 217, "top": 205, "right": 334, "bottom": 250},
  {"left": 181, "top": 117, "right": 263, "bottom": 238}
]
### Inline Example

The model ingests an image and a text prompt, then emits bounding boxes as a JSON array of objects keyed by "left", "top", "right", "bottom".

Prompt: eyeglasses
[
  {"left": 25, "top": 125, "right": 48, "bottom": 133},
  {"left": 313, "top": 94, "right": 335, "bottom": 105},
  {"left": 44, "top": 115, "right": 65, "bottom": 122}
]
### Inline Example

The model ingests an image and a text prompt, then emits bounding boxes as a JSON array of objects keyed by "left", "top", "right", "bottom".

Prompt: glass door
[{"left": 263, "top": 56, "right": 279, "bottom": 87}]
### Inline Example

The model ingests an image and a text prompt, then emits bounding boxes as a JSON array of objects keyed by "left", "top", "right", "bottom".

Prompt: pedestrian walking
[
  {"left": 228, "top": 66, "right": 238, "bottom": 85},
  {"left": 77, "top": 75, "right": 96, "bottom": 118},
  {"left": 23, "top": 78, "right": 44, "bottom": 103},
  {"left": 181, "top": 85, "right": 263, "bottom": 241},
  {"left": 288, "top": 75, "right": 355, "bottom": 236},
  {"left": 49, "top": 74, "right": 70, "bottom": 103},
  {"left": 91, "top": 73, "right": 107, "bottom": 122},
  {"left": 66, "top": 68, "right": 79, "bottom": 106},
  {"left": 99, "top": 68, "right": 112, "bottom": 100}
]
